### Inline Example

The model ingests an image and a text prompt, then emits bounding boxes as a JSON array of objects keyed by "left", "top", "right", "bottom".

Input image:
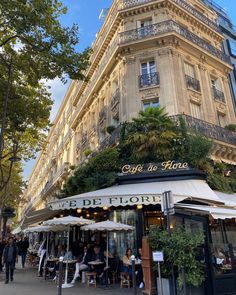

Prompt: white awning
[
  {"left": 11, "top": 226, "right": 22, "bottom": 235},
  {"left": 214, "top": 191, "right": 236, "bottom": 207},
  {"left": 176, "top": 204, "right": 236, "bottom": 219},
  {"left": 48, "top": 179, "right": 221, "bottom": 211},
  {"left": 20, "top": 208, "right": 61, "bottom": 229}
]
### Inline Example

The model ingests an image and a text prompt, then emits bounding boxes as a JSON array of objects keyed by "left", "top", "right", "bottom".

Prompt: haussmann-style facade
[{"left": 18, "top": 1, "right": 236, "bottom": 294}]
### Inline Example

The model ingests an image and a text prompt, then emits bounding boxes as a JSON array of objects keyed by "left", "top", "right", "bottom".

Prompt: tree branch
[{"left": 0, "top": 35, "right": 18, "bottom": 47}]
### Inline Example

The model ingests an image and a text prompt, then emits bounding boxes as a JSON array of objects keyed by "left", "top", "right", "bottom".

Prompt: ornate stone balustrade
[{"left": 120, "top": 20, "right": 230, "bottom": 64}]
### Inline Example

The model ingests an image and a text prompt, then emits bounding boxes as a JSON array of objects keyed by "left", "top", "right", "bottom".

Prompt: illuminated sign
[{"left": 121, "top": 160, "right": 189, "bottom": 175}]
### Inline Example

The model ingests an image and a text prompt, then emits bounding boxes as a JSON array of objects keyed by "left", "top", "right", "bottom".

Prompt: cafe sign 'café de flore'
[{"left": 47, "top": 160, "right": 228, "bottom": 211}]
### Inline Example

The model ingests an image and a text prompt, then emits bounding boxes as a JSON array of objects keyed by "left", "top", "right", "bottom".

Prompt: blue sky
[{"left": 23, "top": 0, "right": 236, "bottom": 179}]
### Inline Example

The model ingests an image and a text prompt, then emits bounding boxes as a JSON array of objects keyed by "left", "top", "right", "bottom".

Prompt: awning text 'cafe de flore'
[{"left": 47, "top": 160, "right": 236, "bottom": 295}]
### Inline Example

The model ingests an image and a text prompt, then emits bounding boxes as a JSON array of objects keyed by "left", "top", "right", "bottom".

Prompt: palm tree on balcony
[{"left": 120, "top": 106, "right": 177, "bottom": 162}]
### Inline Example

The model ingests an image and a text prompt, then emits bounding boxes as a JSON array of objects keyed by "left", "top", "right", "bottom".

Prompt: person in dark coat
[
  {"left": 20, "top": 237, "right": 29, "bottom": 268},
  {"left": 2, "top": 237, "right": 18, "bottom": 284},
  {"left": 0, "top": 237, "right": 6, "bottom": 272}
]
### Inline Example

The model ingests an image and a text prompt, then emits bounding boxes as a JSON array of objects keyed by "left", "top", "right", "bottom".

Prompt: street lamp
[{"left": 2, "top": 207, "right": 15, "bottom": 238}]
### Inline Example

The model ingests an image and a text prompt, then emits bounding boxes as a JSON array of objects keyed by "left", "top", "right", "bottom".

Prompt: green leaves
[
  {"left": 0, "top": 0, "right": 91, "bottom": 82},
  {"left": 149, "top": 225, "right": 205, "bottom": 288},
  {"left": 120, "top": 106, "right": 177, "bottom": 163},
  {"left": 60, "top": 148, "right": 120, "bottom": 198}
]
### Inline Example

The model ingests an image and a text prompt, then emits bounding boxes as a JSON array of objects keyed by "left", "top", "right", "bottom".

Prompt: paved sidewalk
[{"left": 0, "top": 265, "right": 143, "bottom": 295}]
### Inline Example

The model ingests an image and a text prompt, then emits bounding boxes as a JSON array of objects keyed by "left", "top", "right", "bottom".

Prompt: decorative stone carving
[
  {"left": 189, "top": 93, "right": 201, "bottom": 105},
  {"left": 215, "top": 101, "right": 226, "bottom": 115},
  {"left": 125, "top": 56, "right": 136, "bottom": 64},
  {"left": 140, "top": 89, "right": 159, "bottom": 100}
]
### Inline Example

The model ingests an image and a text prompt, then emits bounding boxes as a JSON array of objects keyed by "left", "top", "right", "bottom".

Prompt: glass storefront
[
  {"left": 109, "top": 209, "right": 138, "bottom": 258},
  {"left": 210, "top": 219, "right": 236, "bottom": 273}
]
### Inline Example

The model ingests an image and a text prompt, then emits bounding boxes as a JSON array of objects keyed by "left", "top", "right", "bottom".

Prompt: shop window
[
  {"left": 143, "top": 99, "right": 160, "bottom": 110},
  {"left": 139, "top": 61, "right": 159, "bottom": 88},
  {"left": 210, "top": 219, "right": 236, "bottom": 277},
  {"left": 109, "top": 210, "right": 137, "bottom": 259}
]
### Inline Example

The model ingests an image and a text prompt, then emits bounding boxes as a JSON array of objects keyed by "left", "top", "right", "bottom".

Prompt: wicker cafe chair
[
  {"left": 119, "top": 260, "right": 130, "bottom": 288},
  {"left": 86, "top": 271, "right": 97, "bottom": 287},
  {"left": 54, "top": 264, "right": 75, "bottom": 284},
  {"left": 108, "top": 258, "right": 120, "bottom": 285},
  {"left": 120, "top": 271, "right": 130, "bottom": 288}
]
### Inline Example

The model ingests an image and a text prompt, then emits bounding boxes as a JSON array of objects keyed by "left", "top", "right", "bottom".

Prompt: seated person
[
  {"left": 88, "top": 245, "right": 106, "bottom": 282},
  {"left": 63, "top": 247, "right": 74, "bottom": 261},
  {"left": 136, "top": 248, "right": 144, "bottom": 289},
  {"left": 48, "top": 245, "right": 72, "bottom": 280},
  {"left": 71, "top": 245, "right": 89, "bottom": 284},
  {"left": 122, "top": 248, "right": 132, "bottom": 272},
  {"left": 56, "top": 244, "right": 65, "bottom": 258},
  {"left": 122, "top": 248, "right": 133, "bottom": 282}
]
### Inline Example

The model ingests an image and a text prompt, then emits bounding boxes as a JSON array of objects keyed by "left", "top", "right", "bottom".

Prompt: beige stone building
[{"left": 19, "top": 0, "right": 236, "bottom": 223}]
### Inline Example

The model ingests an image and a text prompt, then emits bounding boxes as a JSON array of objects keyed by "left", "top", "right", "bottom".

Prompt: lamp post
[
  {"left": 57, "top": 256, "right": 64, "bottom": 295},
  {"left": 131, "top": 255, "right": 137, "bottom": 295},
  {"left": 2, "top": 207, "right": 15, "bottom": 238},
  {"left": 162, "top": 191, "right": 176, "bottom": 295}
]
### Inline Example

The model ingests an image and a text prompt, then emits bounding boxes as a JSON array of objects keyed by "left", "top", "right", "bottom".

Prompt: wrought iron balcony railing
[
  {"left": 139, "top": 72, "right": 160, "bottom": 88},
  {"left": 121, "top": 0, "right": 219, "bottom": 32},
  {"left": 212, "top": 87, "right": 225, "bottom": 103},
  {"left": 172, "top": 0, "right": 219, "bottom": 32},
  {"left": 185, "top": 75, "right": 201, "bottom": 92},
  {"left": 99, "top": 125, "right": 121, "bottom": 150},
  {"left": 171, "top": 114, "right": 236, "bottom": 145},
  {"left": 88, "top": 124, "right": 97, "bottom": 136},
  {"left": 119, "top": 20, "right": 230, "bottom": 64},
  {"left": 99, "top": 109, "right": 107, "bottom": 123},
  {"left": 81, "top": 132, "right": 88, "bottom": 145},
  {"left": 111, "top": 89, "right": 120, "bottom": 109}
]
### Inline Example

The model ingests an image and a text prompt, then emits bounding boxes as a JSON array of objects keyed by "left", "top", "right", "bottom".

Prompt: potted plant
[{"left": 148, "top": 225, "right": 205, "bottom": 294}]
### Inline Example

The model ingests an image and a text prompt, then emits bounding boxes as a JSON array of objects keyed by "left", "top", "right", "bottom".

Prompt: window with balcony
[
  {"left": 137, "top": 18, "right": 152, "bottom": 38},
  {"left": 211, "top": 78, "right": 225, "bottom": 103},
  {"left": 184, "top": 63, "right": 201, "bottom": 92},
  {"left": 139, "top": 61, "right": 159, "bottom": 88},
  {"left": 143, "top": 99, "right": 160, "bottom": 110}
]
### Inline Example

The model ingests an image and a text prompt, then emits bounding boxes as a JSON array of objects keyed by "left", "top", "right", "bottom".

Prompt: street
[{"left": 0, "top": 265, "right": 142, "bottom": 295}]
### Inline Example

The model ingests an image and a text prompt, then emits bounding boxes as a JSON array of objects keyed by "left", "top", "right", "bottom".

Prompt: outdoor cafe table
[
  {"left": 47, "top": 258, "right": 59, "bottom": 263},
  {"left": 88, "top": 261, "right": 104, "bottom": 266},
  {"left": 63, "top": 260, "right": 77, "bottom": 265}
]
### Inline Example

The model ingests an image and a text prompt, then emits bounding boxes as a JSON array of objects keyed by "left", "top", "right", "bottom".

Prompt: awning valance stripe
[{"left": 48, "top": 179, "right": 221, "bottom": 211}]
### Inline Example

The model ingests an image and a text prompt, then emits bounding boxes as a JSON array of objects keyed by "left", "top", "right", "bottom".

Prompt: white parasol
[
  {"left": 81, "top": 220, "right": 134, "bottom": 268},
  {"left": 24, "top": 224, "right": 68, "bottom": 279},
  {"left": 43, "top": 216, "right": 94, "bottom": 288},
  {"left": 24, "top": 225, "right": 67, "bottom": 233}
]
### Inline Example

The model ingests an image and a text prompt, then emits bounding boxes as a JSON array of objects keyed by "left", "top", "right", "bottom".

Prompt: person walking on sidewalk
[
  {"left": 2, "top": 237, "right": 18, "bottom": 284},
  {"left": 20, "top": 237, "right": 29, "bottom": 268}
]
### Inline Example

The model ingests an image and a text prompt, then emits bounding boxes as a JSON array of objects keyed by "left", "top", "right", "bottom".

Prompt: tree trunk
[{"left": 2, "top": 216, "right": 7, "bottom": 238}]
